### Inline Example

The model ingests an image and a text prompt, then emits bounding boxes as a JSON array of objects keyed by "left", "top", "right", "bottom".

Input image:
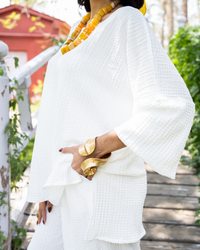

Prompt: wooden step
[
  {"left": 144, "top": 195, "right": 199, "bottom": 210},
  {"left": 143, "top": 208, "right": 198, "bottom": 225},
  {"left": 21, "top": 226, "right": 200, "bottom": 249},
  {"left": 141, "top": 240, "right": 200, "bottom": 249},
  {"left": 21, "top": 214, "right": 37, "bottom": 231},
  {"left": 142, "top": 223, "right": 200, "bottom": 244},
  {"left": 24, "top": 202, "right": 38, "bottom": 216},
  {"left": 145, "top": 163, "right": 197, "bottom": 175},
  {"left": 147, "top": 172, "right": 199, "bottom": 186},
  {"left": 147, "top": 183, "right": 199, "bottom": 197}
]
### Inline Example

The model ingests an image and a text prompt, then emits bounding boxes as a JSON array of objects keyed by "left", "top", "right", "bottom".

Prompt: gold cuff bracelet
[{"left": 78, "top": 136, "right": 111, "bottom": 176}]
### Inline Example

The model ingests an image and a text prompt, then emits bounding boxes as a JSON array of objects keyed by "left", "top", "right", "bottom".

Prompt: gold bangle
[
  {"left": 78, "top": 136, "right": 98, "bottom": 156},
  {"left": 79, "top": 136, "right": 111, "bottom": 175},
  {"left": 81, "top": 153, "right": 111, "bottom": 175}
]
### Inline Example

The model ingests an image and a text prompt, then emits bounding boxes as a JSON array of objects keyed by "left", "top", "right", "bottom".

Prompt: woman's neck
[{"left": 89, "top": 0, "right": 112, "bottom": 18}]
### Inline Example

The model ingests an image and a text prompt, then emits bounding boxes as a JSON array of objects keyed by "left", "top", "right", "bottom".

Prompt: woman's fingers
[
  {"left": 87, "top": 175, "right": 94, "bottom": 181},
  {"left": 37, "top": 201, "right": 48, "bottom": 225},
  {"left": 59, "top": 145, "right": 97, "bottom": 180},
  {"left": 42, "top": 206, "right": 47, "bottom": 224},
  {"left": 37, "top": 209, "right": 42, "bottom": 224},
  {"left": 47, "top": 200, "right": 53, "bottom": 213},
  {"left": 72, "top": 163, "right": 88, "bottom": 178},
  {"left": 37, "top": 201, "right": 46, "bottom": 224},
  {"left": 81, "top": 171, "right": 88, "bottom": 178},
  {"left": 36, "top": 200, "right": 53, "bottom": 225},
  {"left": 59, "top": 146, "right": 74, "bottom": 154}
]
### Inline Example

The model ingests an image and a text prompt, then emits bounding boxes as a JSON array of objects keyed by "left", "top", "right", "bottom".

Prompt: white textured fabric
[
  {"left": 27, "top": 5, "right": 195, "bottom": 247},
  {"left": 28, "top": 176, "right": 141, "bottom": 249}
]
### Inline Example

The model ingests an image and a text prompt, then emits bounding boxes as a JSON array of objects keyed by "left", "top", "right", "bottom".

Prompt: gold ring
[
  {"left": 81, "top": 153, "right": 112, "bottom": 176},
  {"left": 83, "top": 167, "right": 97, "bottom": 176}
]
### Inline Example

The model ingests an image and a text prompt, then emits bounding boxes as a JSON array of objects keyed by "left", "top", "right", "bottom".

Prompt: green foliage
[
  {"left": 186, "top": 110, "right": 200, "bottom": 176},
  {"left": 49, "top": 37, "right": 66, "bottom": 47},
  {"left": 0, "top": 191, "right": 7, "bottom": 208},
  {"left": 0, "top": 55, "right": 35, "bottom": 249},
  {"left": 0, "top": 219, "right": 27, "bottom": 250},
  {"left": 13, "top": 57, "right": 19, "bottom": 69},
  {"left": 11, "top": 220, "right": 26, "bottom": 250},
  {"left": 195, "top": 208, "right": 200, "bottom": 227},
  {"left": 0, "top": 66, "right": 4, "bottom": 76},
  {"left": 4, "top": 80, "right": 31, "bottom": 190},
  {"left": 20, "top": 135, "right": 35, "bottom": 162},
  {"left": 168, "top": 25, "right": 200, "bottom": 225},
  {"left": 0, "top": 191, "right": 7, "bottom": 249},
  {"left": 168, "top": 25, "right": 200, "bottom": 171},
  {"left": 168, "top": 25, "right": 200, "bottom": 110},
  {"left": 0, "top": 63, "right": 8, "bottom": 249},
  {"left": 0, "top": 230, "right": 6, "bottom": 249}
]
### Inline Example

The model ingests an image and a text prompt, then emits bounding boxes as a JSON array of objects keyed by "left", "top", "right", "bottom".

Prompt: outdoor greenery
[
  {"left": 5, "top": 63, "right": 30, "bottom": 190},
  {"left": 0, "top": 56, "right": 34, "bottom": 249},
  {"left": 168, "top": 25, "right": 200, "bottom": 226},
  {"left": 11, "top": 220, "right": 26, "bottom": 250},
  {"left": 0, "top": 191, "right": 7, "bottom": 249}
]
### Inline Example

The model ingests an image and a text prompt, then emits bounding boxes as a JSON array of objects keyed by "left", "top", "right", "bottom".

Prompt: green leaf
[
  {"left": 13, "top": 57, "right": 19, "bottom": 68},
  {"left": 0, "top": 66, "right": 4, "bottom": 76},
  {"left": 18, "top": 95, "right": 24, "bottom": 101}
]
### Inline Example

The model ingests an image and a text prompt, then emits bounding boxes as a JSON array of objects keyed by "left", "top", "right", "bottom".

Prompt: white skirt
[{"left": 28, "top": 174, "right": 141, "bottom": 250}]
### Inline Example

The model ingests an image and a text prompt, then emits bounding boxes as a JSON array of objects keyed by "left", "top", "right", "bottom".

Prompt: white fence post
[{"left": 0, "top": 41, "right": 11, "bottom": 249}]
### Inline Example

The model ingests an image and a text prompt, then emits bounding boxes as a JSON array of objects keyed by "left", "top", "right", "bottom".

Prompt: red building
[{"left": 0, "top": 4, "right": 70, "bottom": 97}]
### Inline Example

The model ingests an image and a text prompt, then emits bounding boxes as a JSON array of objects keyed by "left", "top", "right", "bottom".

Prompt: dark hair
[{"left": 78, "top": 0, "right": 144, "bottom": 13}]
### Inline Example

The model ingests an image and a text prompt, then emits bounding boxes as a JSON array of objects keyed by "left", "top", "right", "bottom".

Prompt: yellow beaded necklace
[{"left": 61, "top": 0, "right": 147, "bottom": 55}]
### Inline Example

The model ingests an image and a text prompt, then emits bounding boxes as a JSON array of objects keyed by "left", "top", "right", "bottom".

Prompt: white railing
[
  {"left": 10, "top": 44, "right": 60, "bottom": 151},
  {"left": 0, "top": 41, "right": 60, "bottom": 250}
]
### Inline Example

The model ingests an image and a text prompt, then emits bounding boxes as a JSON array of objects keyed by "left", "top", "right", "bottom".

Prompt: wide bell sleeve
[{"left": 114, "top": 10, "right": 195, "bottom": 179}]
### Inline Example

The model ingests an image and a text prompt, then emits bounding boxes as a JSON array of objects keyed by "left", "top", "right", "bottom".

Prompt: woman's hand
[
  {"left": 59, "top": 131, "right": 126, "bottom": 181},
  {"left": 37, "top": 200, "right": 53, "bottom": 225},
  {"left": 59, "top": 145, "right": 98, "bottom": 180}
]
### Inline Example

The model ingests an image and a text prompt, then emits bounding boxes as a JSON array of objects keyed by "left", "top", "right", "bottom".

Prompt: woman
[{"left": 27, "top": 0, "right": 195, "bottom": 249}]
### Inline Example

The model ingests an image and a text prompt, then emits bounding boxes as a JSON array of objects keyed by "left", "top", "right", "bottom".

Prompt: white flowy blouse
[{"left": 27, "top": 6, "right": 195, "bottom": 244}]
